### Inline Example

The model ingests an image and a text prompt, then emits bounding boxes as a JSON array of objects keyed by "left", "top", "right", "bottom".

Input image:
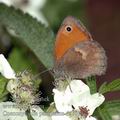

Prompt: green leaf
[
  {"left": 0, "top": 95, "right": 8, "bottom": 102},
  {"left": 108, "top": 79, "right": 120, "bottom": 91},
  {"left": 9, "top": 48, "right": 42, "bottom": 89},
  {"left": 8, "top": 47, "right": 37, "bottom": 73},
  {"left": 0, "top": 4, "right": 54, "bottom": 68},
  {"left": 99, "top": 79, "right": 120, "bottom": 94},
  {"left": 104, "top": 100, "right": 120, "bottom": 115},
  {"left": 99, "top": 82, "right": 107, "bottom": 94},
  {"left": 0, "top": 76, "right": 9, "bottom": 101},
  {"left": 26, "top": 109, "right": 34, "bottom": 120},
  {"left": 85, "top": 76, "right": 97, "bottom": 94},
  {"left": 98, "top": 107, "right": 112, "bottom": 120},
  {"left": 46, "top": 102, "right": 56, "bottom": 112}
]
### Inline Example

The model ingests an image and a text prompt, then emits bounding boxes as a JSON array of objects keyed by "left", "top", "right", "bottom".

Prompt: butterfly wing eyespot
[{"left": 65, "top": 25, "right": 73, "bottom": 32}]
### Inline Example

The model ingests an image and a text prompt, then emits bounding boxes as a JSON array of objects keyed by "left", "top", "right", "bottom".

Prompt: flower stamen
[{"left": 79, "top": 106, "right": 90, "bottom": 118}]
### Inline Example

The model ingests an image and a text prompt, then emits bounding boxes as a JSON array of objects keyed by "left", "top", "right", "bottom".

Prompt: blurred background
[{"left": 0, "top": 0, "right": 120, "bottom": 104}]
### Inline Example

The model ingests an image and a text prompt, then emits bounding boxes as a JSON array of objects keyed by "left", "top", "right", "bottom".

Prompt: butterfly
[{"left": 53, "top": 16, "right": 107, "bottom": 79}]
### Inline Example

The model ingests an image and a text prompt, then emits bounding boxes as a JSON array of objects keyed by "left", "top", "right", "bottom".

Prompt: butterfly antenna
[{"left": 32, "top": 68, "right": 52, "bottom": 80}]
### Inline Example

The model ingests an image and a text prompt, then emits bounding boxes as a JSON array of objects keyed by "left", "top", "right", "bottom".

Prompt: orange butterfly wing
[{"left": 54, "top": 16, "right": 92, "bottom": 61}]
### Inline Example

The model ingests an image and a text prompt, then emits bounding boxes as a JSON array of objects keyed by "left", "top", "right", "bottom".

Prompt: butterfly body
[{"left": 54, "top": 16, "right": 107, "bottom": 79}]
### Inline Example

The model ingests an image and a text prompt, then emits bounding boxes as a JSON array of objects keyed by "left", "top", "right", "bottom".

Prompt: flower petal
[
  {"left": 65, "top": 80, "right": 90, "bottom": 94},
  {"left": 7, "top": 79, "right": 18, "bottom": 93},
  {"left": 53, "top": 89, "right": 73, "bottom": 113},
  {"left": 53, "top": 79, "right": 105, "bottom": 117},
  {"left": 0, "top": 102, "right": 27, "bottom": 120},
  {"left": 30, "top": 105, "right": 52, "bottom": 120},
  {"left": 86, "top": 93, "right": 105, "bottom": 115},
  {"left": 86, "top": 116, "right": 97, "bottom": 120},
  {"left": 65, "top": 80, "right": 91, "bottom": 110},
  {"left": 52, "top": 114, "right": 71, "bottom": 120},
  {"left": 53, "top": 80, "right": 90, "bottom": 113},
  {"left": 0, "top": 54, "right": 15, "bottom": 79}
]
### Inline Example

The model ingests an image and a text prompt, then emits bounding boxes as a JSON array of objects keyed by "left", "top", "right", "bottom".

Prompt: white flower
[
  {"left": 30, "top": 105, "right": 52, "bottom": 120},
  {"left": 0, "top": 0, "right": 48, "bottom": 25},
  {"left": 0, "top": 54, "right": 15, "bottom": 79},
  {"left": 112, "top": 115, "right": 120, "bottom": 120},
  {"left": 30, "top": 105, "right": 72, "bottom": 120},
  {"left": 0, "top": 101, "right": 80, "bottom": 120},
  {"left": 53, "top": 80, "right": 105, "bottom": 119},
  {"left": 7, "top": 79, "right": 19, "bottom": 93},
  {"left": 0, "top": 102, "right": 28, "bottom": 120},
  {"left": 0, "top": 101, "right": 52, "bottom": 120},
  {"left": 86, "top": 116, "right": 97, "bottom": 120},
  {"left": 0, "top": 54, "right": 52, "bottom": 120},
  {"left": 0, "top": 54, "right": 104, "bottom": 120},
  {"left": 52, "top": 114, "right": 71, "bottom": 120},
  {"left": 0, "top": 0, "right": 12, "bottom": 6}
]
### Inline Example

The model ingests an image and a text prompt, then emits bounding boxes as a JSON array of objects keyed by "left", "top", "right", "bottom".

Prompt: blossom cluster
[{"left": 0, "top": 54, "right": 105, "bottom": 120}]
